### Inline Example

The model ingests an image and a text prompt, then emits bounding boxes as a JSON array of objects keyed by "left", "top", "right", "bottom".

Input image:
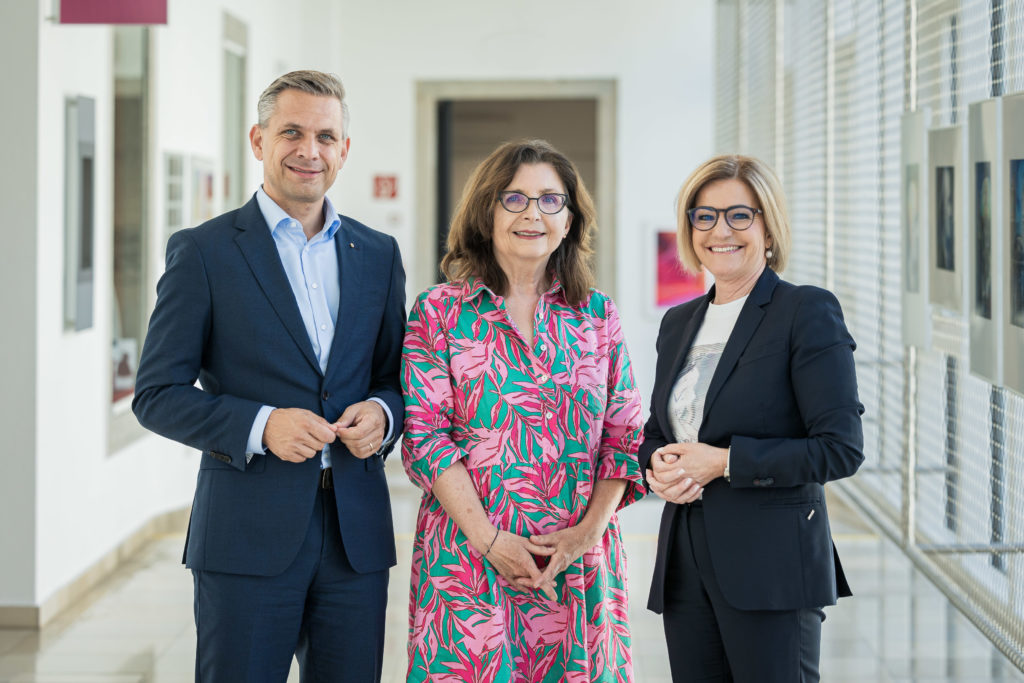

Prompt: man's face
[{"left": 249, "top": 89, "right": 350, "bottom": 212}]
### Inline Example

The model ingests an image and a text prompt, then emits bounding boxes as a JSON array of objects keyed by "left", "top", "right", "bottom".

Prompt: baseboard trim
[
  {"left": 0, "top": 506, "right": 189, "bottom": 630},
  {"left": 0, "top": 606, "right": 38, "bottom": 629}
]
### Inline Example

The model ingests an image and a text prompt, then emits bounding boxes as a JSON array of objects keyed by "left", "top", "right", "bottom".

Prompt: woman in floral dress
[{"left": 401, "top": 139, "right": 645, "bottom": 682}]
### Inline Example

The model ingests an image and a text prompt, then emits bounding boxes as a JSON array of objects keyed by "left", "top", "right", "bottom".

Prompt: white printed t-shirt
[{"left": 668, "top": 295, "right": 747, "bottom": 444}]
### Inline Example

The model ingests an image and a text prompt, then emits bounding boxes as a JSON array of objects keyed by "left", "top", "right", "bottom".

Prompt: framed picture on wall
[
  {"left": 164, "top": 152, "right": 185, "bottom": 242},
  {"left": 968, "top": 99, "right": 1002, "bottom": 384},
  {"left": 1003, "top": 93, "right": 1024, "bottom": 396},
  {"left": 651, "top": 228, "right": 705, "bottom": 315},
  {"left": 901, "top": 110, "right": 931, "bottom": 348},
  {"left": 191, "top": 156, "right": 217, "bottom": 225},
  {"left": 928, "top": 125, "right": 964, "bottom": 315}
]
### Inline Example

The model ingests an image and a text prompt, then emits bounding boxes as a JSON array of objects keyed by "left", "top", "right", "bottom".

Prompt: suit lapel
[
  {"left": 233, "top": 197, "right": 321, "bottom": 374},
  {"left": 701, "top": 268, "right": 779, "bottom": 422},
  {"left": 657, "top": 294, "right": 711, "bottom": 430},
  {"left": 324, "top": 218, "right": 363, "bottom": 382}
]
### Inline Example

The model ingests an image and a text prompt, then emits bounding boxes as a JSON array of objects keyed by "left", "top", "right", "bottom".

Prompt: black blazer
[
  {"left": 639, "top": 268, "right": 864, "bottom": 613},
  {"left": 133, "top": 195, "right": 406, "bottom": 577}
]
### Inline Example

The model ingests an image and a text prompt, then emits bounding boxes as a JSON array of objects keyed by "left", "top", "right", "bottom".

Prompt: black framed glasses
[
  {"left": 497, "top": 191, "right": 569, "bottom": 214},
  {"left": 687, "top": 205, "right": 763, "bottom": 231}
]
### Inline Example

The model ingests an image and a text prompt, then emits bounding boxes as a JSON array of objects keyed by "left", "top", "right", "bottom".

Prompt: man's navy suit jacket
[
  {"left": 133, "top": 194, "right": 406, "bottom": 577},
  {"left": 639, "top": 267, "right": 864, "bottom": 613}
]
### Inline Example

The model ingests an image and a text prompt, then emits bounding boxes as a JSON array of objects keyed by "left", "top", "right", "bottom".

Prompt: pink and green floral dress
[{"left": 401, "top": 277, "right": 645, "bottom": 682}]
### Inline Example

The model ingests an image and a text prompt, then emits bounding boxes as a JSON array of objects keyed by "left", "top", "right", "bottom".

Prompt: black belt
[{"left": 319, "top": 467, "right": 333, "bottom": 490}]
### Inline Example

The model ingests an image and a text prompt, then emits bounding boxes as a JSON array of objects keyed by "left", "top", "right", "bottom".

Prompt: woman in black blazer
[{"left": 640, "top": 155, "right": 864, "bottom": 682}]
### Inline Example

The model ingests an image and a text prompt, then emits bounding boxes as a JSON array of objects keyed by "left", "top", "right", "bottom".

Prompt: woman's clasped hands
[
  {"left": 477, "top": 522, "right": 605, "bottom": 603},
  {"left": 646, "top": 442, "right": 729, "bottom": 504},
  {"left": 477, "top": 528, "right": 557, "bottom": 601}
]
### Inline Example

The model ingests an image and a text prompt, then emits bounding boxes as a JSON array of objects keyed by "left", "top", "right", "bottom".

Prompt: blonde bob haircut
[
  {"left": 442, "top": 139, "right": 597, "bottom": 307},
  {"left": 675, "top": 154, "right": 791, "bottom": 275}
]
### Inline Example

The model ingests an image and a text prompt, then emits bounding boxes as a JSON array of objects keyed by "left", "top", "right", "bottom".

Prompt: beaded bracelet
[{"left": 484, "top": 528, "right": 500, "bottom": 557}]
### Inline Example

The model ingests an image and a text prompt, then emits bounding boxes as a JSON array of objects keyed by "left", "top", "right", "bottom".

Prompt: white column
[{"left": 0, "top": 0, "right": 39, "bottom": 621}]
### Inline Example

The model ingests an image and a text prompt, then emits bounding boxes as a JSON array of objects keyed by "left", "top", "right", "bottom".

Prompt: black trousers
[{"left": 662, "top": 503, "right": 824, "bottom": 683}]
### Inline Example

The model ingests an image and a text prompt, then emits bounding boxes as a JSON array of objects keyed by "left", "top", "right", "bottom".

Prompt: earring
[{"left": 766, "top": 248, "right": 774, "bottom": 259}]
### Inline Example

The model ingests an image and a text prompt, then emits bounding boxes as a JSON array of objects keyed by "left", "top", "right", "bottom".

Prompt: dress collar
[{"left": 460, "top": 272, "right": 564, "bottom": 302}]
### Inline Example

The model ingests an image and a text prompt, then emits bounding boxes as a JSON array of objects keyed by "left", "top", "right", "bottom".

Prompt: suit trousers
[
  {"left": 662, "top": 503, "right": 824, "bottom": 683},
  {"left": 192, "top": 485, "right": 388, "bottom": 683}
]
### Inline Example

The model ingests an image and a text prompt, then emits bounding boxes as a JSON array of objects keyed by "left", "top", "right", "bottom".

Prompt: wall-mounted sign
[
  {"left": 60, "top": 0, "right": 167, "bottom": 24},
  {"left": 373, "top": 175, "right": 398, "bottom": 200}
]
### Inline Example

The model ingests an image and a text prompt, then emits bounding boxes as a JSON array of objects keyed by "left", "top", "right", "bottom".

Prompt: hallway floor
[{"left": 0, "top": 472, "right": 1021, "bottom": 682}]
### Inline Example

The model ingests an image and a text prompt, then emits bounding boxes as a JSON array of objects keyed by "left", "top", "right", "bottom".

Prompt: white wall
[
  {"left": 329, "top": 0, "right": 715, "bottom": 394},
  {"left": 0, "top": 0, "right": 40, "bottom": 608},
  {"left": 26, "top": 0, "right": 343, "bottom": 608}
]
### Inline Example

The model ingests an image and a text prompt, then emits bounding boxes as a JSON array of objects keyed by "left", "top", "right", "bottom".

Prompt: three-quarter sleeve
[
  {"left": 401, "top": 291, "right": 467, "bottom": 493},
  {"left": 593, "top": 297, "right": 646, "bottom": 508}
]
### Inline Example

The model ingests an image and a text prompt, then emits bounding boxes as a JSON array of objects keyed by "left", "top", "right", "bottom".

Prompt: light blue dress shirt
[{"left": 245, "top": 187, "right": 393, "bottom": 467}]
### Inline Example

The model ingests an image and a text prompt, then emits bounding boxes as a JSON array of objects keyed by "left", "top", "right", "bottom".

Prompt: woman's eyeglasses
[
  {"left": 497, "top": 191, "right": 569, "bottom": 214},
  {"left": 687, "top": 205, "right": 762, "bottom": 231}
]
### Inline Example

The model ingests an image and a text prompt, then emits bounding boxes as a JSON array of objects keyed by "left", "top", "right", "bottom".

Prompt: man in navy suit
[{"left": 133, "top": 71, "right": 405, "bottom": 682}]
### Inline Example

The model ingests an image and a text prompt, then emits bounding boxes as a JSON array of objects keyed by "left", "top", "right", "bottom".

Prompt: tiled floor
[{"left": 0, "top": 472, "right": 1021, "bottom": 682}]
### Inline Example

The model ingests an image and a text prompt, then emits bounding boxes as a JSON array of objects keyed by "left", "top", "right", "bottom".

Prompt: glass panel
[
  {"left": 112, "top": 26, "right": 148, "bottom": 406},
  {"left": 223, "top": 46, "right": 246, "bottom": 209}
]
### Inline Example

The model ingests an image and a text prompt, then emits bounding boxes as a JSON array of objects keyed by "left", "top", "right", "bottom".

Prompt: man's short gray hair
[{"left": 256, "top": 70, "right": 350, "bottom": 138}]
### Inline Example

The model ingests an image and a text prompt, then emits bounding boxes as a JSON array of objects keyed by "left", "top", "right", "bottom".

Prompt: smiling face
[
  {"left": 691, "top": 178, "right": 770, "bottom": 292},
  {"left": 491, "top": 163, "right": 571, "bottom": 279},
  {"left": 249, "top": 89, "right": 350, "bottom": 214}
]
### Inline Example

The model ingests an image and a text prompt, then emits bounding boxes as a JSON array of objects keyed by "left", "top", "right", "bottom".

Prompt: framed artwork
[
  {"left": 164, "top": 152, "right": 185, "bottom": 242},
  {"left": 1012, "top": 159, "right": 1024, "bottom": 329},
  {"left": 968, "top": 99, "right": 1002, "bottom": 384},
  {"left": 928, "top": 125, "right": 964, "bottom": 315},
  {"left": 111, "top": 336, "right": 138, "bottom": 404},
  {"left": 901, "top": 110, "right": 931, "bottom": 347},
  {"left": 1004, "top": 93, "right": 1024, "bottom": 396},
  {"left": 64, "top": 95, "right": 96, "bottom": 332},
  {"left": 653, "top": 229, "right": 705, "bottom": 312},
  {"left": 191, "top": 156, "right": 217, "bottom": 225},
  {"left": 974, "top": 161, "right": 992, "bottom": 319}
]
